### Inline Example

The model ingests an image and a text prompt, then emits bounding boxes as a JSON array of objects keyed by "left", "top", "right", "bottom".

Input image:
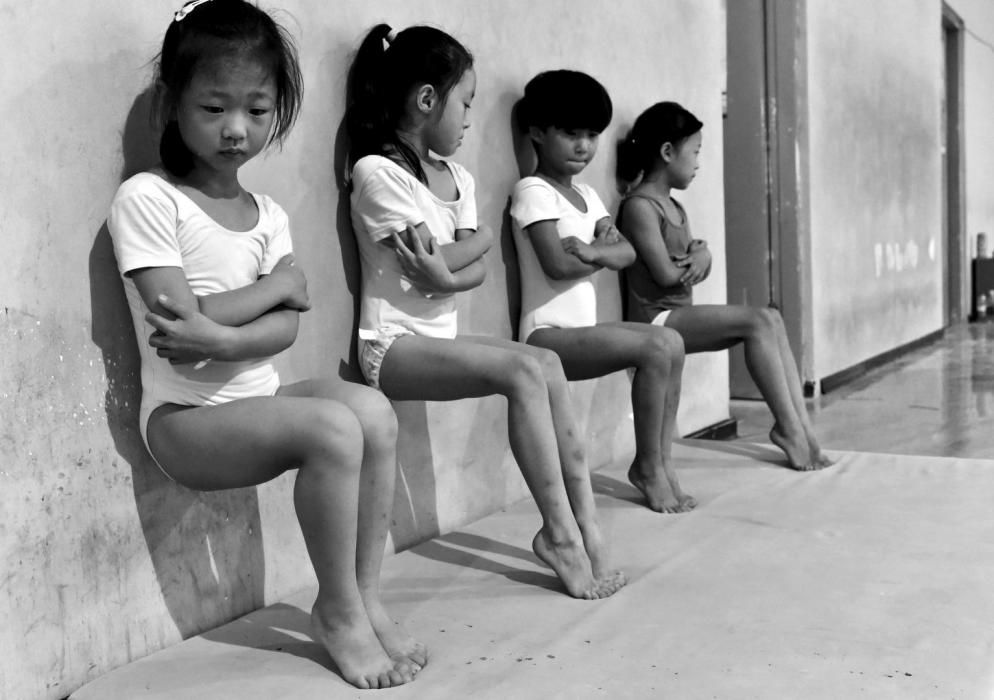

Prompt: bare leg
[
  {"left": 468, "top": 335, "right": 624, "bottom": 589},
  {"left": 379, "top": 335, "right": 617, "bottom": 599},
  {"left": 281, "top": 380, "right": 427, "bottom": 671},
  {"left": 530, "top": 323, "right": 692, "bottom": 514},
  {"left": 147, "top": 395, "right": 412, "bottom": 690},
  {"left": 767, "top": 311, "right": 834, "bottom": 469},
  {"left": 666, "top": 305, "right": 814, "bottom": 470}
]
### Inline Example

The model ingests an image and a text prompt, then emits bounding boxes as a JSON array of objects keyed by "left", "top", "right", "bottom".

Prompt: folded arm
[
  {"left": 619, "top": 198, "right": 689, "bottom": 287},
  {"left": 130, "top": 265, "right": 299, "bottom": 363},
  {"left": 527, "top": 216, "right": 634, "bottom": 281},
  {"left": 387, "top": 222, "right": 491, "bottom": 295}
]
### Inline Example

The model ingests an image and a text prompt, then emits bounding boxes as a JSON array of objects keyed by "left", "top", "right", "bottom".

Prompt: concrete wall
[
  {"left": 805, "top": 0, "right": 944, "bottom": 379},
  {"left": 0, "top": 1, "right": 727, "bottom": 698}
]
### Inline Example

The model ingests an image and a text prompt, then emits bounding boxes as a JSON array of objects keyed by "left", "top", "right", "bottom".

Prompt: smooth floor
[
  {"left": 734, "top": 321, "right": 994, "bottom": 460},
  {"left": 71, "top": 440, "right": 994, "bottom": 700},
  {"left": 70, "top": 322, "right": 994, "bottom": 699}
]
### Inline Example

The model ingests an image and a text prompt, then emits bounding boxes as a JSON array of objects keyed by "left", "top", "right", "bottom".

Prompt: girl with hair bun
[{"left": 617, "top": 102, "right": 833, "bottom": 471}]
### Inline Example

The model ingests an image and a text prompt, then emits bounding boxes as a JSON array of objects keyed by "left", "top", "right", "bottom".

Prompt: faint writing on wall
[{"left": 874, "top": 238, "right": 935, "bottom": 277}]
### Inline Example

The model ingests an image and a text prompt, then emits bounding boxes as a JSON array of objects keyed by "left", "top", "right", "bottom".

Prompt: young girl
[
  {"left": 345, "top": 25, "right": 625, "bottom": 599},
  {"left": 510, "top": 70, "right": 692, "bottom": 514},
  {"left": 108, "top": 1, "right": 423, "bottom": 689},
  {"left": 616, "top": 101, "right": 833, "bottom": 471}
]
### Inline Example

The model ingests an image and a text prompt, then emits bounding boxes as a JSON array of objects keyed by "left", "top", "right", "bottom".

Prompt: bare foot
[
  {"left": 576, "top": 519, "right": 628, "bottom": 593},
  {"left": 806, "top": 435, "right": 835, "bottom": 469},
  {"left": 628, "top": 461, "right": 696, "bottom": 513},
  {"left": 811, "top": 449, "right": 835, "bottom": 469},
  {"left": 769, "top": 425, "right": 817, "bottom": 471},
  {"left": 532, "top": 528, "right": 616, "bottom": 599},
  {"left": 311, "top": 603, "right": 414, "bottom": 689},
  {"left": 362, "top": 595, "right": 428, "bottom": 671}
]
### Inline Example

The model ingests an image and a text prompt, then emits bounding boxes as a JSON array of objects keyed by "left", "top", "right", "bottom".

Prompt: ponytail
[
  {"left": 345, "top": 23, "right": 474, "bottom": 185},
  {"left": 616, "top": 101, "right": 702, "bottom": 185}
]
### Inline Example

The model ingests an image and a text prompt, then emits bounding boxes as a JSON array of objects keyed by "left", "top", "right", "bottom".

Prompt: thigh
[
  {"left": 528, "top": 323, "right": 671, "bottom": 381},
  {"left": 377, "top": 334, "right": 538, "bottom": 401},
  {"left": 664, "top": 305, "right": 758, "bottom": 353},
  {"left": 147, "top": 395, "right": 360, "bottom": 491},
  {"left": 280, "top": 377, "right": 394, "bottom": 428}
]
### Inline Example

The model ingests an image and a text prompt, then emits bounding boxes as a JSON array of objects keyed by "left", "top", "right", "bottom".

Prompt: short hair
[{"left": 518, "top": 70, "right": 612, "bottom": 133}]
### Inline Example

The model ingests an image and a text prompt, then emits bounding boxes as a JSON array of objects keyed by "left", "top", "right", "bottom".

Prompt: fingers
[
  {"left": 405, "top": 224, "right": 426, "bottom": 253},
  {"left": 277, "top": 253, "right": 295, "bottom": 266},
  {"left": 144, "top": 311, "right": 173, "bottom": 334},
  {"left": 155, "top": 293, "right": 192, "bottom": 319}
]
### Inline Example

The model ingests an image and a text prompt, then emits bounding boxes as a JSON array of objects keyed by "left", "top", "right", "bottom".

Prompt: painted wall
[
  {"left": 0, "top": 1, "right": 728, "bottom": 698},
  {"left": 805, "top": 0, "right": 945, "bottom": 379}
]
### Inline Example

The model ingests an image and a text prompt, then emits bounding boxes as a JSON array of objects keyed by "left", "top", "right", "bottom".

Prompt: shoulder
[
  {"left": 618, "top": 195, "right": 663, "bottom": 230},
  {"left": 512, "top": 176, "right": 553, "bottom": 199},
  {"left": 252, "top": 192, "right": 290, "bottom": 228},
  {"left": 444, "top": 159, "right": 475, "bottom": 188},
  {"left": 351, "top": 155, "right": 411, "bottom": 189},
  {"left": 112, "top": 171, "right": 176, "bottom": 205},
  {"left": 619, "top": 194, "right": 658, "bottom": 216},
  {"left": 109, "top": 171, "right": 183, "bottom": 230}
]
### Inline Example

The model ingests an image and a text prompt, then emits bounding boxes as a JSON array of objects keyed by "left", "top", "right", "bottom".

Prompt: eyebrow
[{"left": 197, "top": 88, "right": 275, "bottom": 100}]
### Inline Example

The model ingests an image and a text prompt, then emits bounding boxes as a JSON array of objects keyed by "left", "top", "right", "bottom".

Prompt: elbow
[{"left": 543, "top": 263, "right": 570, "bottom": 281}]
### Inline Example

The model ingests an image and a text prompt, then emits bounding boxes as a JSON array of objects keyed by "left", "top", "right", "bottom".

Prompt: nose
[
  {"left": 576, "top": 137, "right": 591, "bottom": 153},
  {"left": 221, "top": 114, "right": 247, "bottom": 142}
]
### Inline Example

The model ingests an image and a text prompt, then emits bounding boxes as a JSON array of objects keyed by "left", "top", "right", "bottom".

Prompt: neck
[
  {"left": 635, "top": 171, "right": 672, "bottom": 200},
  {"left": 535, "top": 162, "right": 573, "bottom": 188},
  {"left": 395, "top": 125, "right": 431, "bottom": 161},
  {"left": 181, "top": 164, "right": 242, "bottom": 199}
]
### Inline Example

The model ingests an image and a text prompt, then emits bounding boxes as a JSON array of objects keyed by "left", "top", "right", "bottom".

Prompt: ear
[
  {"left": 659, "top": 141, "right": 676, "bottom": 163},
  {"left": 528, "top": 125, "right": 546, "bottom": 144},
  {"left": 414, "top": 84, "right": 438, "bottom": 114},
  {"left": 154, "top": 80, "right": 178, "bottom": 120}
]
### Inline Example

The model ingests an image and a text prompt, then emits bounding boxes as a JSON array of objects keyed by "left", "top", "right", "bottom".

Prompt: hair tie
[
  {"left": 174, "top": 0, "right": 212, "bottom": 22},
  {"left": 384, "top": 25, "right": 398, "bottom": 46}
]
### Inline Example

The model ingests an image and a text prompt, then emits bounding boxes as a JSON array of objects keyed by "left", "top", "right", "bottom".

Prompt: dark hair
[
  {"left": 153, "top": 0, "right": 303, "bottom": 176},
  {"left": 518, "top": 70, "right": 612, "bottom": 134},
  {"left": 616, "top": 101, "right": 702, "bottom": 183},
  {"left": 345, "top": 23, "right": 474, "bottom": 185}
]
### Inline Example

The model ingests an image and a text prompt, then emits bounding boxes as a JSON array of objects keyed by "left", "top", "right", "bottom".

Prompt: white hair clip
[{"left": 174, "top": 0, "right": 213, "bottom": 22}]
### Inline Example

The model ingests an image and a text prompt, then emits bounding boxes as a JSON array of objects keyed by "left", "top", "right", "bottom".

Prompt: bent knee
[
  {"left": 302, "top": 401, "right": 365, "bottom": 466},
  {"left": 345, "top": 386, "right": 399, "bottom": 445},
  {"left": 644, "top": 327, "right": 685, "bottom": 363},
  {"left": 502, "top": 351, "right": 550, "bottom": 396}
]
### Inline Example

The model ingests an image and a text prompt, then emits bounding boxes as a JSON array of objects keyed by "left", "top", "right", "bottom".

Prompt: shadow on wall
[{"left": 88, "top": 88, "right": 265, "bottom": 640}]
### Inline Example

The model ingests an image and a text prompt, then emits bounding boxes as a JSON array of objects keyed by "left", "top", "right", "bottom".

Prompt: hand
[
  {"left": 676, "top": 247, "right": 711, "bottom": 285},
  {"left": 146, "top": 294, "right": 230, "bottom": 365},
  {"left": 593, "top": 219, "right": 622, "bottom": 245},
  {"left": 269, "top": 254, "right": 311, "bottom": 311},
  {"left": 392, "top": 225, "right": 455, "bottom": 295},
  {"left": 562, "top": 236, "right": 600, "bottom": 265}
]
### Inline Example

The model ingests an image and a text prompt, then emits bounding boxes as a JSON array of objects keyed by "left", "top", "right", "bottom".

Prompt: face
[
  {"left": 427, "top": 68, "right": 476, "bottom": 156},
  {"left": 174, "top": 56, "right": 277, "bottom": 176},
  {"left": 533, "top": 126, "right": 600, "bottom": 177},
  {"left": 667, "top": 130, "right": 702, "bottom": 189}
]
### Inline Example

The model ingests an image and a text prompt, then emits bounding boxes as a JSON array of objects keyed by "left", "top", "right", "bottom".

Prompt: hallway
[{"left": 733, "top": 321, "right": 994, "bottom": 460}]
